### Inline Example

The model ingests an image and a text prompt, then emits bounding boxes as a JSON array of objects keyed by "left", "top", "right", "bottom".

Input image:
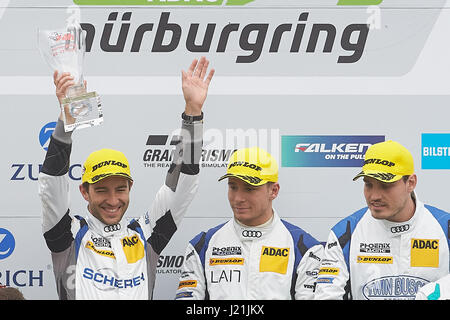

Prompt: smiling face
[
  {"left": 79, "top": 175, "right": 133, "bottom": 225},
  {"left": 363, "top": 175, "right": 417, "bottom": 222},
  {"left": 227, "top": 177, "right": 280, "bottom": 226}
]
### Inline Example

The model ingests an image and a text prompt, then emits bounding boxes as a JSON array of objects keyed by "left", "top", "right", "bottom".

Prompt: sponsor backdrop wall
[{"left": 1, "top": 0, "right": 450, "bottom": 299}]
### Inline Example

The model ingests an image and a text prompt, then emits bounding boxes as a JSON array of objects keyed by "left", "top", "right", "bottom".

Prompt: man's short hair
[{"left": 0, "top": 287, "right": 25, "bottom": 300}]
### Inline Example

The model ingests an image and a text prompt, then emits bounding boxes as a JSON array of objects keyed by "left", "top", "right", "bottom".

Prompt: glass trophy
[{"left": 38, "top": 19, "right": 102, "bottom": 132}]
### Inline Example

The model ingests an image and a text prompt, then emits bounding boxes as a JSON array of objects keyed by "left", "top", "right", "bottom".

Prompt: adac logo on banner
[
  {"left": 10, "top": 122, "right": 82, "bottom": 181},
  {"left": 73, "top": 0, "right": 255, "bottom": 5},
  {"left": 281, "top": 135, "right": 385, "bottom": 167},
  {"left": 338, "top": 0, "right": 383, "bottom": 4},
  {"left": 73, "top": 0, "right": 383, "bottom": 5},
  {"left": 421, "top": 133, "right": 450, "bottom": 169}
]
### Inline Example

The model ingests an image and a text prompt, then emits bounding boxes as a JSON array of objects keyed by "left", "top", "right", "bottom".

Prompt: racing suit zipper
[{"left": 247, "top": 239, "right": 257, "bottom": 299}]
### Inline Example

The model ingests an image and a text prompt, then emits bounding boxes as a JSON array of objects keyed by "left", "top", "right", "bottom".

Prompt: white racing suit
[
  {"left": 175, "top": 212, "right": 324, "bottom": 300},
  {"left": 314, "top": 195, "right": 450, "bottom": 300},
  {"left": 38, "top": 118, "right": 203, "bottom": 300}
]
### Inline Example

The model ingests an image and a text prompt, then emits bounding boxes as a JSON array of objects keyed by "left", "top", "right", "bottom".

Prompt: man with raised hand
[{"left": 38, "top": 57, "right": 214, "bottom": 300}]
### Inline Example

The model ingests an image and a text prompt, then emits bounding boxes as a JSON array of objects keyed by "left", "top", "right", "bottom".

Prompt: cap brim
[
  {"left": 353, "top": 170, "right": 402, "bottom": 183},
  {"left": 88, "top": 172, "right": 133, "bottom": 184},
  {"left": 218, "top": 173, "right": 267, "bottom": 186}
]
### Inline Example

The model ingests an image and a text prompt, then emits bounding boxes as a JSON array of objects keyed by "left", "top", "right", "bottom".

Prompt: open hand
[{"left": 182, "top": 57, "right": 215, "bottom": 116}]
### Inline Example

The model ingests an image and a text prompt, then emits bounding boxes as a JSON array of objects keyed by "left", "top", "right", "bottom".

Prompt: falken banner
[{"left": 281, "top": 135, "right": 385, "bottom": 167}]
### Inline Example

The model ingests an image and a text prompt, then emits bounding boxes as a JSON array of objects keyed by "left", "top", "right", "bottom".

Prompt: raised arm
[
  {"left": 38, "top": 71, "right": 77, "bottom": 254},
  {"left": 139, "top": 57, "right": 215, "bottom": 255}
]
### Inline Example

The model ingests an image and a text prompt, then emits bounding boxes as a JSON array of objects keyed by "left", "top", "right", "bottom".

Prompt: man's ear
[
  {"left": 269, "top": 183, "right": 280, "bottom": 201},
  {"left": 79, "top": 183, "right": 90, "bottom": 201},
  {"left": 407, "top": 174, "right": 417, "bottom": 193}
]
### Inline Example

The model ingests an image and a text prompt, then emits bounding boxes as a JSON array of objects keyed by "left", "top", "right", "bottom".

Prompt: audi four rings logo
[
  {"left": 104, "top": 224, "right": 121, "bottom": 233},
  {"left": 390, "top": 224, "right": 410, "bottom": 234},
  {"left": 242, "top": 230, "right": 262, "bottom": 238}
]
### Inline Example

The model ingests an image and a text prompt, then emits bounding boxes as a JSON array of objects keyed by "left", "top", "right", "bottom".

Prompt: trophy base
[{"left": 61, "top": 91, "right": 103, "bottom": 132}]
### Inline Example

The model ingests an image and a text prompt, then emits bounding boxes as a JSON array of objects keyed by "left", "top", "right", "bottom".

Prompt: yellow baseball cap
[
  {"left": 218, "top": 147, "right": 278, "bottom": 186},
  {"left": 82, "top": 149, "right": 133, "bottom": 184},
  {"left": 353, "top": 140, "right": 414, "bottom": 183}
]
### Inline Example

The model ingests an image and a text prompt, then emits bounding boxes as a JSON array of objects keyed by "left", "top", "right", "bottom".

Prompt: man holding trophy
[{"left": 37, "top": 18, "right": 215, "bottom": 299}]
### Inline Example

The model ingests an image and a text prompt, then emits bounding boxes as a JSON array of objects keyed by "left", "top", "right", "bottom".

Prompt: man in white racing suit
[
  {"left": 38, "top": 57, "right": 214, "bottom": 300},
  {"left": 175, "top": 147, "right": 324, "bottom": 300},
  {"left": 314, "top": 140, "right": 450, "bottom": 300}
]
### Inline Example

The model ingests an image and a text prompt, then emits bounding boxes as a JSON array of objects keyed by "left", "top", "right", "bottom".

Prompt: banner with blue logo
[
  {"left": 421, "top": 133, "right": 450, "bottom": 169},
  {"left": 282, "top": 135, "right": 385, "bottom": 167},
  {"left": 0, "top": 228, "right": 15, "bottom": 260}
]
